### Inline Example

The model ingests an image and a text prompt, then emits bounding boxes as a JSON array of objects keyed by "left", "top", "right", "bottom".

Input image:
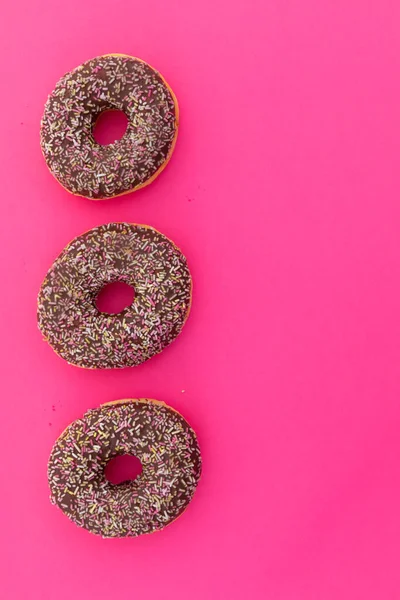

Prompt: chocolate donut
[
  {"left": 37, "top": 223, "right": 192, "bottom": 369},
  {"left": 40, "top": 54, "right": 178, "bottom": 199},
  {"left": 48, "top": 399, "right": 202, "bottom": 538}
]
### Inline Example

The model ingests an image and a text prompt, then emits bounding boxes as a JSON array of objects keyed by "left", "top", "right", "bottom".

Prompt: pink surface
[{"left": 1, "top": 1, "right": 400, "bottom": 598}]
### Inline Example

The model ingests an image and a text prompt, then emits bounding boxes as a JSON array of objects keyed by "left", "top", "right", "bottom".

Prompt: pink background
[{"left": 1, "top": 1, "right": 400, "bottom": 598}]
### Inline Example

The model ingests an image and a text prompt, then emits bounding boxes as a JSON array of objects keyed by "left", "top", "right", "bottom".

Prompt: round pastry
[
  {"left": 48, "top": 399, "right": 202, "bottom": 538},
  {"left": 37, "top": 223, "right": 192, "bottom": 369},
  {"left": 40, "top": 54, "right": 178, "bottom": 199}
]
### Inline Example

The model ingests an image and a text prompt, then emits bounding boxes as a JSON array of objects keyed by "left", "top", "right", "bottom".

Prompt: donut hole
[
  {"left": 92, "top": 109, "right": 129, "bottom": 145},
  {"left": 95, "top": 281, "right": 135, "bottom": 314},
  {"left": 105, "top": 454, "right": 143, "bottom": 485}
]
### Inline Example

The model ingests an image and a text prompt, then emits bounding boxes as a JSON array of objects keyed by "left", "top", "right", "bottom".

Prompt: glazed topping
[
  {"left": 48, "top": 400, "right": 202, "bottom": 537},
  {"left": 37, "top": 223, "right": 192, "bottom": 369},
  {"left": 41, "top": 55, "right": 178, "bottom": 199}
]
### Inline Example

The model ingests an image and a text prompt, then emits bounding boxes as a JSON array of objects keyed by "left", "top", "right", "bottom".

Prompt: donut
[
  {"left": 40, "top": 54, "right": 178, "bottom": 199},
  {"left": 48, "top": 399, "right": 202, "bottom": 538},
  {"left": 37, "top": 223, "right": 192, "bottom": 369}
]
